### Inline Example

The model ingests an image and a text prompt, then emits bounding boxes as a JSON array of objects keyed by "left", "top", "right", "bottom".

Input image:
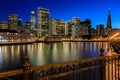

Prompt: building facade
[
  {"left": 0, "top": 22, "right": 8, "bottom": 29},
  {"left": 18, "top": 19, "right": 22, "bottom": 30},
  {"left": 79, "top": 19, "right": 91, "bottom": 36},
  {"left": 30, "top": 11, "right": 36, "bottom": 29},
  {"left": 97, "top": 24, "right": 104, "bottom": 37},
  {"left": 22, "top": 21, "right": 31, "bottom": 33},
  {"left": 8, "top": 14, "right": 18, "bottom": 30},
  {"left": 65, "top": 22, "right": 74, "bottom": 37},
  {"left": 72, "top": 17, "right": 81, "bottom": 25},
  {"left": 104, "top": 9, "right": 112, "bottom": 36},
  {"left": 50, "top": 19, "right": 65, "bottom": 37},
  {"left": 37, "top": 7, "right": 50, "bottom": 37}
]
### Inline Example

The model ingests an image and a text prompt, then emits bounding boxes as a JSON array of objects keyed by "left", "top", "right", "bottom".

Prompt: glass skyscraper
[{"left": 30, "top": 11, "right": 36, "bottom": 29}]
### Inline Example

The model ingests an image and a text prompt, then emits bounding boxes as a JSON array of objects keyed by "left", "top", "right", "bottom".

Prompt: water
[{"left": 0, "top": 42, "right": 109, "bottom": 72}]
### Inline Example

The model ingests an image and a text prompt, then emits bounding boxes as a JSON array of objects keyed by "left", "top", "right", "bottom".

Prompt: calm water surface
[{"left": 0, "top": 42, "right": 109, "bottom": 72}]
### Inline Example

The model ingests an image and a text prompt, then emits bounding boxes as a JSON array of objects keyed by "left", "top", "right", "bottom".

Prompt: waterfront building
[
  {"left": 72, "top": 17, "right": 81, "bottom": 37},
  {"left": 79, "top": 19, "right": 91, "bottom": 36},
  {"left": 65, "top": 21, "right": 74, "bottom": 37},
  {"left": 37, "top": 7, "right": 50, "bottom": 37},
  {"left": 72, "top": 17, "right": 81, "bottom": 25},
  {"left": 18, "top": 19, "right": 22, "bottom": 30},
  {"left": 0, "top": 22, "right": 8, "bottom": 29},
  {"left": 22, "top": 21, "right": 31, "bottom": 33},
  {"left": 65, "top": 21, "right": 80, "bottom": 38},
  {"left": 91, "top": 28, "right": 97, "bottom": 36},
  {"left": 30, "top": 11, "right": 36, "bottom": 29},
  {"left": 49, "top": 19, "right": 56, "bottom": 36},
  {"left": 97, "top": 24, "right": 104, "bottom": 37},
  {"left": 65, "top": 22, "right": 69, "bottom": 36},
  {"left": 0, "top": 32, "right": 35, "bottom": 42},
  {"left": 8, "top": 14, "right": 18, "bottom": 30},
  {"left": 71, "top": 25, "right": 77, "bottom": 38},
  {"left": 50, "top": 18, "right": 65, "bottom": 37}
]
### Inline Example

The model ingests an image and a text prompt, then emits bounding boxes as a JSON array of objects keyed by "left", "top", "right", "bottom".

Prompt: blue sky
[{"left": 0, "top": 0, "right": 120, "bottom": 29}]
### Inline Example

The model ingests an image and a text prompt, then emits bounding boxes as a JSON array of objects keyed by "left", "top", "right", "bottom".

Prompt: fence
[{"left": 0, "top": 54, "right": 120, "bottom": 80}]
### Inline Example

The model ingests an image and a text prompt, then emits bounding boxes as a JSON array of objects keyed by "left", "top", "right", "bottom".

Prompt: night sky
[{"left": 0, "top": 0, "right": 120, "bottom": 29}]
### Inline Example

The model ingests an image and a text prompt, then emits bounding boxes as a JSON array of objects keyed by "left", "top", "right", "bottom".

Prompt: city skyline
[{"left": 0, "top": 0, "right": 120, "bottom": 29}]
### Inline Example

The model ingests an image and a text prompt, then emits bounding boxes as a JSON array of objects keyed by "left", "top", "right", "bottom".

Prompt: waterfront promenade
[{"left": 0, "top": 37, "right": 108, "bottom": 45}]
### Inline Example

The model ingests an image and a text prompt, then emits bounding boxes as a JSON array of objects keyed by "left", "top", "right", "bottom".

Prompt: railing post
[
  {"left": 23, "top": 54, "right": 30, "bottom": 80},
  {"left": 100, "top": 48, "right": 104, "bottom": 57},
  {"left": 100, "top": 48, "right": 105, "bottom": 80}
]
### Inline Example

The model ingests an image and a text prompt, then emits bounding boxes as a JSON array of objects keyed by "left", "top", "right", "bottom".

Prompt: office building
[
  {"left": 37, "top": 7, "right": 50, "bottom": 37},
  {"left": 79, "top": 19, "right": 91, "bottom": 36},
  {"left": 50, "top": 18, "right": 65, "bottom": 37},
  {"left": 18, "top": 19, "right": 22, "bottom": 30},
  {"left": 65, "top": 22, "right": 74, "bottom": 37},
  {"left": 8, "top": 14, "right": 18, "bottom": 30},
  {"left": 22, "top": 21, "right": 31, "bottom": 33},
  {"left": 97, "top": 24, "right": 104, "bottom": 37},
  {"left": 0, "top": 22, "right": 8, "bottom": 29},
  {"left": 30, "top": 11, "right": 36, "bottom": 29},
  {"left": 72, "top": 17, "right": 81, "bottom": 25}
]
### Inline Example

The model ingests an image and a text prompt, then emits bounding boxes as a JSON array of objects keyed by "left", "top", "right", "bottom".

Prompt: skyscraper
[
  {"left": 30, "top": 11, "right": 36, "bottom": 29},
  {"left": 37, "top": 7, "right": 50, "bottom": 37},
  {"left": 106, "top": 9, "right": 112, "bottom": 29},
  {"left": 50, "top": 18, "right": 65, "bottom": 36},
  {"left": 97, "top": 24, "right": 104, "bottom": 36},
  {"left": 0, "top": 22, "right": 8, "bottom": 29},
  {"left": 104, "top": 9, "right": 112, "bottom": 36},
  {"left": 18, "top": 19, "right": 22, "bottom": 30},
  {"left": 8, "top": 14, "right": 18, "bottom": 30}
]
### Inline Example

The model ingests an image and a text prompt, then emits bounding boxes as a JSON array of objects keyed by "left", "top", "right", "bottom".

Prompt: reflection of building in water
[{"left": 63, "top": 42, "right": 69, "bottom": 59}]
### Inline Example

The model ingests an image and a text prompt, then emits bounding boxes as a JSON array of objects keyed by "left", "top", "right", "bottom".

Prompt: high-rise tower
[
  {"left": 30, "top": 11, "right": 36, "bottom": 29},
  {"left": 8, "top": 14, "right": 18, "bottom": 30},
  {"left": 37, "top": 7, "right": 49, "bottom": 37},
  {"left": 106, "top": 9, "right": 112, "bottom": 29},
  {"left": 18, "top": 19, "right": 22, "bottom": 30}
]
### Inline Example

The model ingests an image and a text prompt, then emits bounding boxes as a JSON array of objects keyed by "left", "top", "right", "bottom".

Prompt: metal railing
[{"left": 0, "top": 54, "right": 120, "bottom": 80}]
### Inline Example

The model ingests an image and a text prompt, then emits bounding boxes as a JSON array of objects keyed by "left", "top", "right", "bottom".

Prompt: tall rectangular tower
[
  {"left": 37, "top": 7, "right": 50, "bottom": 37},
  {"left": 30, "top": 11, "right": 36, "bottom": 29},
  {"left": 8, "top": 14, "right": 18, "bottom": 30}
]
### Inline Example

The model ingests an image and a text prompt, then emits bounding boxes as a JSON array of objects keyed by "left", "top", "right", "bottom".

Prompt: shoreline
[{"left": 0, "top": 40, "right": 108, "bottom": 45}]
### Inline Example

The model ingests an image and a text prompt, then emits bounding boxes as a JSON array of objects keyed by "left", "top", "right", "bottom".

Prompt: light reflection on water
[{"left": 0, "top": 42, "right": 109, "bottom": 72}]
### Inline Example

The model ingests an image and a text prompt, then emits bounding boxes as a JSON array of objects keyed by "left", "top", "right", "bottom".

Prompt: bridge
[
  {"left": 107, "top": 29, "right": 120, "bottom": 53},
  {"left": 108, "top": 29, "right": 120, "bottom": 40}
]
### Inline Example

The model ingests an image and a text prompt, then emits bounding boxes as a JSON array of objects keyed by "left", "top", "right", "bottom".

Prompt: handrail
[
  {"left": 0, "top": 69, "right": 23, "bottom": 78},
  {"left": 0, "top": 54, "right": 119, "bottom": 80}
]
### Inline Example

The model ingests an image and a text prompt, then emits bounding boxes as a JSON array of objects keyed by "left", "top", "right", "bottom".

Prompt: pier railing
[{"left": 0, "top": 54, "right": 120, "bottom": 80}]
